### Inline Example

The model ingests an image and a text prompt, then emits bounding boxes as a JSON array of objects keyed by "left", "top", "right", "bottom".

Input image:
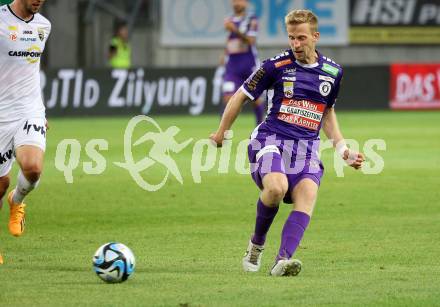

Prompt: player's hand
[
  {"left": 224, "top": 19, "right": 237, "bottom": 32},
  {"left": 209, "top": 132, "right": 224, "bottom": 148},
  {"left": 45, "top": 120, "right": 50, "bottom": 131},
  {"left": 343, "top": 149, "right": 365, "bottom": 170}
]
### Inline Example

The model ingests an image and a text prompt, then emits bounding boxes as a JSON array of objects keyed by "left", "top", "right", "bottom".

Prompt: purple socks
[
  {"left": 277, "top": 211, "right": 310, "bottom": 260},
  {"left": 251, "top": 199, "right": 279, "bottom": 246}
]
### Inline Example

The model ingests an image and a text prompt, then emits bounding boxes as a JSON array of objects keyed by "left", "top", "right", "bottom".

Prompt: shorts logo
[
  {"left": 283, "top": 81, "right": 294, "bottom": 98},
  {"left": 256, "top": 145, "right": 280, "bottom": 161},
  {"left": 0, "top": 149, "right": 13, "bottom": 165},
  {"left": 310, "top": 160, "right": 320, "bottom": 169},
  {"left": 319, "top": 81, "right": 332, "bottom": 97},
  {"left": 23, "top": 121, "right": 46, "bottom": 137}
]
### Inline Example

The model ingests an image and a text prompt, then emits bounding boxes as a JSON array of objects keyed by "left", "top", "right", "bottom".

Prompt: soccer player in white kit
[{"left": 0, "top": 0, "right": 50, "bottom": 241}]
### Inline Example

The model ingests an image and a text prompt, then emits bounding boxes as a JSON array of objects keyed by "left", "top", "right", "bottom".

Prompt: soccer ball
[{"left": 92, "top": 242, "right": 135, "bottom": 283}]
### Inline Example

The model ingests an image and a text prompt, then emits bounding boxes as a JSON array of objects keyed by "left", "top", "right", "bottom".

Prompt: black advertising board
[
  {"left": 42, "top": 66, "right": 389, "bottom": 117},
  {"left": 350, "top": 0, "right": 440, "bottom": 44},
  {"left": 42, "top": 68, "right": 225, "bottom": 117}
]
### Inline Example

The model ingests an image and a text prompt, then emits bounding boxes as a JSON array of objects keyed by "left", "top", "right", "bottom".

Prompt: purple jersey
[
  {"left": 224, "top": 13, "right": 258, "bottom": 76},
  {"left": 242, "top": 49, "right": 343, "bottom": 141}
]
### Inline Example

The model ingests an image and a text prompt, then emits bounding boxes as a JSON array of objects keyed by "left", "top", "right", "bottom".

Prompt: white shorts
[{"left": 0, "top": 117, "right": 46, "bottom": 177}]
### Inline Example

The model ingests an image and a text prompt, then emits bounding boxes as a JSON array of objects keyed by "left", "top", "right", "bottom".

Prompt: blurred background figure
[
  {"left": 222, "top": 0, "right": 265, "bottom": 126},
  {"left": 109, "top": 21, "right": 131, "bottom": 69}
]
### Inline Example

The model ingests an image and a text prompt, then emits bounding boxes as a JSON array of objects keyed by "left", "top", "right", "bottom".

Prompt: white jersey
[{"left": 0, "top": 5, "right": 51, "bottom": 123}]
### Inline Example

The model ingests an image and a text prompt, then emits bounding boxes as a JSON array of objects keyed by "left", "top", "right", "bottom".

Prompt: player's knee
[
  {"left": 262, "top": 174, "right": 288, "bottom": 203},
  {"left": 0, "top": 176, "right": 10, "bottom": 197},
  {"left": 302, "top": 188, "right": 317, "bottom": 203},
  {"left": 21, "top": 163, "right": 42, "bottom": 182},
  {"left": 265, "top": 185, "right": 288, "bottom": 203}
]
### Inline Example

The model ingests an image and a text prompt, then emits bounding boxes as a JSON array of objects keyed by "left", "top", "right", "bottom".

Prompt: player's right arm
[
  {"left": 210, "top": 60, "right": 275, "bottom": 147},
  {"left": 210, "top": 90, "right": 248, "bottom": 147}
]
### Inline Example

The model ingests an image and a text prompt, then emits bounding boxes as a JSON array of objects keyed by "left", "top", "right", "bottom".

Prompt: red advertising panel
[{"left": 390, "top": 64, "right": 440, "bottom": 109}]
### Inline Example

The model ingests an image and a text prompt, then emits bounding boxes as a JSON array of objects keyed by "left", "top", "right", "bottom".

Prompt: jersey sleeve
[
  {"left": 247, "top": 16, "right": 258, "bottom": 37},
  {"left": 328, "top": 67, "right": 343, "bottom": 108},
  {"left": 47, "top": 21, "right": 52, "bottom": 38},
  {"left": 39, "top": 15, "right": 52, "bottom": 41},
  {"left": 241, "top": 60, "right": 275, "bottom": 101}
]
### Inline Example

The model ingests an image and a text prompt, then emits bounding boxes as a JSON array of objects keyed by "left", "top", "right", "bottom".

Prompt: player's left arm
[
  {"left": 322, "top": 107, "right": 365, "bottom": 170},
  {"left": 322, "top": 68, "right": 364, "bottom": 169}
]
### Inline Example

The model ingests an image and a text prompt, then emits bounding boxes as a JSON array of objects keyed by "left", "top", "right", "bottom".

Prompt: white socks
[{"left": 12, "top": 171, "right": 39, "bottom": 204}]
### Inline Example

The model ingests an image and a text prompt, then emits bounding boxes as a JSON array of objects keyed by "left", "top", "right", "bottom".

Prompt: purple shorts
[
  {"left": 223, "top": 57, "right": 256, "bottom": 96},
  {"left": 222, "top": 73, "right": 246, "bottom": 96},
  {"left": 248, "top": 131, "right": 324, "bottom": 204}
]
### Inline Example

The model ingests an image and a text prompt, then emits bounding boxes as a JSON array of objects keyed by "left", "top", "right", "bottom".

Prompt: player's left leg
[
  {"left": 0, "top": 175, "right": 10, "bottom": 210},
  {"left": 271, "top": 178, "right": 318, "bottom": 276},
  {"left": 0, "top": 122, "right": 15, "bottom": 209}
]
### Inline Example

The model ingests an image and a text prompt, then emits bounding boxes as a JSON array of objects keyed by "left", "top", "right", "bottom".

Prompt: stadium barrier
[{"left": 42, "top": 66, "right": 391, "bottom": 117}]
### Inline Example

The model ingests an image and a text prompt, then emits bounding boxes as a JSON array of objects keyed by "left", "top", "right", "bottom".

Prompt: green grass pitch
[{"left": 0, "top": 111, "right": 439, "bottom": 306}]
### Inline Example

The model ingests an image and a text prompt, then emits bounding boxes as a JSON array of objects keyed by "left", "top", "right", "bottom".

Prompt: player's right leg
[
  {"left": 243, "top": 138, "right": 288, "bottom": 272},
  {"left": 8, "top": 117, "right": 46, "bottom": 237},
  {"left": 8, "top": 144, "right": 44, "bottom": 237},
  {"left": 243, "top": 173, "right": 287, "bottom": 272}
]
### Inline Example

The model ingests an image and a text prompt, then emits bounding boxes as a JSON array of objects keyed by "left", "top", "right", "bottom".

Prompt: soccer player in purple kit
[
  {"left": 210, "top": 9, "right": 365, "bottom": 276},
  {"left": 222, "top": 0, "right": 265, "bottom": 125}
]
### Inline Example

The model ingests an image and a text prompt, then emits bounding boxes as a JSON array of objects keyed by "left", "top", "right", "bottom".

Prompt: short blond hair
[{"left": 284, "top": 10, "right": 318, "bottom": 33}]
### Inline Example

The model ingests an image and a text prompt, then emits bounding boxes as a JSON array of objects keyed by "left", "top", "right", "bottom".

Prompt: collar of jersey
[
  {"left": 7, "top": 5, "right": 34, "bottom": 23},
  {"left": 291, "top": 49, "right": 322, "bottom": 69}
]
